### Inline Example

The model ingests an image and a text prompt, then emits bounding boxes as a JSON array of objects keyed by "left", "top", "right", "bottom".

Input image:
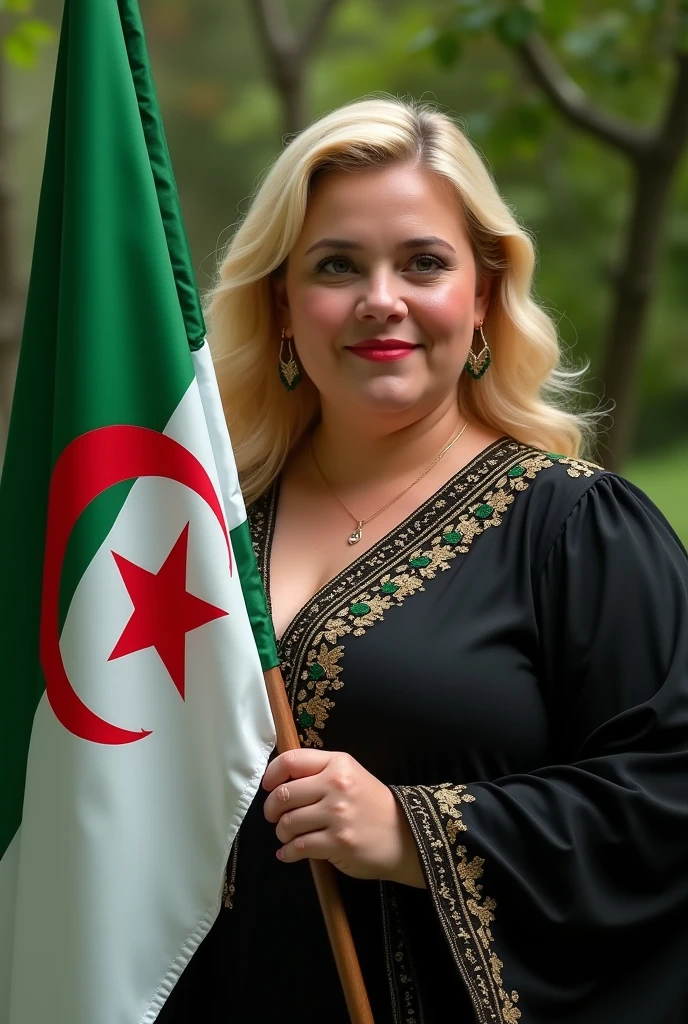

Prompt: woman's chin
[{"left": 350, "top": 377, "right": 427, "bottom": 414}]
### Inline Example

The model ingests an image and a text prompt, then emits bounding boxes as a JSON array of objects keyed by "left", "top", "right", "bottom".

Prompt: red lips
[{"left": 347, "top": 339, "right": 418, "bottom": 362}]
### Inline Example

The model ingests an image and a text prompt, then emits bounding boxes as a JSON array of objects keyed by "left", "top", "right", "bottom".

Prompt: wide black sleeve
[{"left": 392, "top": 474, "right": 688, "bottom": 1024}]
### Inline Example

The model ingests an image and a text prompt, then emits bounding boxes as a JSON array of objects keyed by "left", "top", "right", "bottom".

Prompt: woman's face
[{"left": 273, "top": 163, "right": 491, "bottom": 423}]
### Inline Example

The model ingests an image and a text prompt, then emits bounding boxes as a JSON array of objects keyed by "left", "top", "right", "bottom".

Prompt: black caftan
[{"left": 158, "top": 438, "right": 688, "bottom": 1023}]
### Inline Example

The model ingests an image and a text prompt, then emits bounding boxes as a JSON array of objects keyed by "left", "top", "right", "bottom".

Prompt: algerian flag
[{"left": 0, "top": 1, "right": 278, "bottom": 1021}]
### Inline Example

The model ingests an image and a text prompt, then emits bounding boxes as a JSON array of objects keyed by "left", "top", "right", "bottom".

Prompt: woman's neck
[{"left": 309, "top": 398, "right": 466, "bottom": 489}]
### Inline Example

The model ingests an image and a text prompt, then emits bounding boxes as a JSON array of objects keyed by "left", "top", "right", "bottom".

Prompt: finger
[
  {"left": 262, "top": 748, "right": 332, "bottom": 792},
  {"left": 263, "top": 775, "right": 327, "bottom": 824},
  {"left": 276, "top": 829, "right": 335, "bottom": 864},
  {"left": 274, "top": 803, "right": 329, "bottom": 844}
]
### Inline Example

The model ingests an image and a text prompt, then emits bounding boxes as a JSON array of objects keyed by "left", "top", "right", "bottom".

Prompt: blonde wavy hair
[{"left": 207, "top": 95, "right": 591, "bottom": 504}]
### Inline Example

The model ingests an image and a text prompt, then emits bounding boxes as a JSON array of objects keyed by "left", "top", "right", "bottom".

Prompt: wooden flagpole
[{"left": 263, "top": 666, "right": 375, "bottom": 1024}]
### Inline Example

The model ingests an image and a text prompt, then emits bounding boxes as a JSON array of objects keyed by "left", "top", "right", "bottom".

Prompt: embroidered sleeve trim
[
  {"left": 391, "top": 784, "right": 521, "bottom": 1024},
  {"left": 380, "top": 882, "right": 426, "bottom": 1024},
  {"left": 222, "top": 833, "right": 240, "bottom": 910}
]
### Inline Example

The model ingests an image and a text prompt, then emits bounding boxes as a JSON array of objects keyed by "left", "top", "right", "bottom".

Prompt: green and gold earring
[
  {"left": 464, "top": 321, "right": 491, "bottom": 380},
  {"left": 278, "top": 328, "right": 301, "bottom": 390}
]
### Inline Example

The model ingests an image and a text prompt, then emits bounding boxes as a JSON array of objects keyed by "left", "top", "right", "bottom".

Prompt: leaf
[
  {"left": 432, "top": 30, "right": 462, "bottom": 67},
  {"left": 463, "top": 110, "right": 495, "bottom": 138},
  {"left": 2, "top": 18, "right": 55, "bottom": 67},
  {"left": 20, "top": 18, "right": 55, "bottom": 44},
  {"left": 214, "top": 83, "right": 280, "bottom": 143},
  {"left": 485, "top": 69, "right": 511, "bottom": 93},
  {"left": 406, "top": 26, "right": 439, "bottom": 55},
  {"left": 332, "top": 0, "right": 379, "bottom": 34},
  {"left": 540, "top": 0, "right": 576, "bottom": 36},
  {"left": 513, "top": 98, "right": 547, "bottom": 140},
  {"left": 3, "top": 32, "right": 34, "bottom": 67},
  {"left": 0, "top": 0, "right": 33, "bottom": 12},
  {"left": 494, "top": 6, "right": 538, "bottom": 46},
  {"left": 561, "top": 11, "right": 628, "bottom": 61},
  {"left": 453, "top": 3, "right": 502, "bottom": 33}
]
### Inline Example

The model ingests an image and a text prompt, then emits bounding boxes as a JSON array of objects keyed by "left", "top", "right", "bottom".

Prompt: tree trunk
[
  {"left": 248, "top": 0, "right": 342, "bottom": 137},
  {"left": 598, "top": 159, "right": 674, "bottom": 470},
  {"left": 272, "top": 56, "right": 307, "bottom": 136},
  {"left": 514, "top": 38, "right": 688, "bottom": 469}
]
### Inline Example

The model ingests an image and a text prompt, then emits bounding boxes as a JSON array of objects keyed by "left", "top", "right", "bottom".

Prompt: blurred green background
[{"left": 0, "top": 0, "right": 686, "bottom": 541}]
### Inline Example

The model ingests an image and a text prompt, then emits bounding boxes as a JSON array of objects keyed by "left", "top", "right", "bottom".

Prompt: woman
[{"left": 160, "top": 97, "right": 688, "bottom": 1023}]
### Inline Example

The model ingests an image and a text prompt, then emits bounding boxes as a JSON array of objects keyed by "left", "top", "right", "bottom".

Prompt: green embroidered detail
[
  {"left": 544, "top": 454, "right": 601, "bottom": 478},
  {"left": 289, "top": 446, "right": 601, "bottom": 748},
  {"left": 380, "top": 582, "right": 400, "bottom": 595},
  {"left": 441, "top": 531, "right": 464, "bottom": 546}
]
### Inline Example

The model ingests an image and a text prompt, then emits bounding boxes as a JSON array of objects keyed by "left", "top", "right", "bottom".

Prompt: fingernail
[{"left": 276, "top": 848, "right": 284, "bottom": 861}]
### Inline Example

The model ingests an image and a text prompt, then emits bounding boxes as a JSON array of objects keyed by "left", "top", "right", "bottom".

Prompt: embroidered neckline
[
  {"left": 248, "top": 441, "right": 597, "bottom": 748},
  {"left": 257, "top": 435, "right": 511, "bottom": 645}
]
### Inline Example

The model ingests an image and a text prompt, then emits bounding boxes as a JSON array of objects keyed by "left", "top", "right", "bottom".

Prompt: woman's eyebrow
[{"left": 304, "top": 236, "right": 457, "bottom": 255}]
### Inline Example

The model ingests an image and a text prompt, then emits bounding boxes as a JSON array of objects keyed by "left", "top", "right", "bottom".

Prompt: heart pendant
[{"left": 348, "top": 525, "right": 363, "bottom": 545}]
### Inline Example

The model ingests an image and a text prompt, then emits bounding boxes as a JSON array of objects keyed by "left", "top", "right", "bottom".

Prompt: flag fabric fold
[{"left": 0, "top": 1, "right": 278, "bottom": 1020}]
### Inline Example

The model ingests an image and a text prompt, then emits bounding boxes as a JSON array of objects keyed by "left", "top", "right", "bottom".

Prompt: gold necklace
[{"left": 310, "top": 419, "right": 470, "bottom": 545}]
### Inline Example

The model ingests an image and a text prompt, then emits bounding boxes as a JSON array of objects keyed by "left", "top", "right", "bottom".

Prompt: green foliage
[
  {"left": 494, "top": 6, "right": 538, "bottom": 46},
  {"left": 409, "top": 0, "right": 685, "bottom": 87},
  {"left": 12, "top": 0, "right": 679, "bottom": 459},
  {"left": 1, "top": 0, "right": 55, "bottom": 68},
  {"left": 0, "top": 0, "right": 33, "bottom": 13},
  {"left": 627, "top": 443, "right": 688, "bottom": 544},
  {"left": 402, "top": 0, "right": 688, "bottom": 446},
  {"left": 215, "top": 84, "right": 280, "bottom": 144}
]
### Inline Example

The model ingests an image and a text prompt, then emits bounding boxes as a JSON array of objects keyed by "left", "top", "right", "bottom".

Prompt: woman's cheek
[
  {"left": 421, "top": 279, "right": 474, "bottom": 328},
  {"left": 297, "top": 287, "right": 350, "bottom": 334}
]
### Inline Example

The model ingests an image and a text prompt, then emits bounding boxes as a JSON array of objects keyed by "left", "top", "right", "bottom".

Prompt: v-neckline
[{"left": 260, "top": 435, "right": 511, "bottom": 646}]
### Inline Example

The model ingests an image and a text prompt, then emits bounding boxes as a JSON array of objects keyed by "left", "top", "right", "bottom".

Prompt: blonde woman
[{"left": 159, "top": 98, "right": 688, "bottom": 1024}]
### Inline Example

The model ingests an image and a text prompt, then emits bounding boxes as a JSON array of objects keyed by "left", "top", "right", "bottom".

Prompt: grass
[{"left": 624, "top": 442, "right": 688, "bottom": 547}]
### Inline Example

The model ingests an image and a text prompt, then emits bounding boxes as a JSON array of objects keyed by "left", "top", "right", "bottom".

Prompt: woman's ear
[
  {"left": 474, "top": 271, "right": 492, "bottom": 325},
  {"left": 270, "top": 269, "right": 292, "bottom": 335}
]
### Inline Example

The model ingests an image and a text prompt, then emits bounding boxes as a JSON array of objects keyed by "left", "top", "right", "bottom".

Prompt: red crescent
[{"left": 40, "top": 424, "right": 232, "bottom": 745}]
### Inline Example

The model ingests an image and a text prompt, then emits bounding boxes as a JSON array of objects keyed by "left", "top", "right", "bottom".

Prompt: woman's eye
[
  {"left": 314, "top": 253, "right": 446, "bottom": 275},
  {"left": 410, "top": 254, "right": 445, "bottom": 273},
  {"left": 316, "top": 255, "right": 353, "bottom": 274}
]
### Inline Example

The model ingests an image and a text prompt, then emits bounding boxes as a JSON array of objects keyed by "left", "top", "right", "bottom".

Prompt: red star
[{"left": 108, "top": 523, "right": 228, "bottom": 699}]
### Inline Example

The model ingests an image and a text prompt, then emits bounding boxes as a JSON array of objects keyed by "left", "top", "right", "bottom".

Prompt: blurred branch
[
  {"left": 655, "top": 51, "right": 688, "bottom": 162},
  {"left": 253, "top": 0, "right": 340, "bottom": 59},
  {"left": 250, "top": 0, "right": 342, "bottom": 133},
  {"left": 509, "top": 28, "right": 688, "bottom": 468},
  {"left": 515, "top": 33, "right": 652, "bottom": 157},
  {"left": 301, "top": 0, "right": 341, "bottom": 59},
  {"left": 253, "top": 0, "right": 298, "bottom": 62}
]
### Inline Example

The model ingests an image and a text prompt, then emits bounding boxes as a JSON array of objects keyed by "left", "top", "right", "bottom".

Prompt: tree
[
  {"left": 248, "top": 0, "right": 344, "bottom": 134},
  {"left": 414, "top": 0, "right": 688, "bottom": 470}
]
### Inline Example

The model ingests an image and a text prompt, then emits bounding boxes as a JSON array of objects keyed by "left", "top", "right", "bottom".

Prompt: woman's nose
[{"left": 355, "top": 268, "right": 408, "bottom": 321}]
